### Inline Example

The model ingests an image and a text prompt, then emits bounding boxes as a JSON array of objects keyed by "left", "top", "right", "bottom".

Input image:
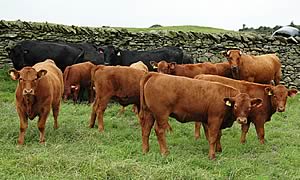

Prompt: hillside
[{"left": 116, "top": 25, "right": 231, "bottom": 33}]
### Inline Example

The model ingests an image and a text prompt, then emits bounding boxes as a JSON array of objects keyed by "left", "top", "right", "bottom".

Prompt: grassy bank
[{"left": 0, "top": 66, "right": 299, "bottom": 179}]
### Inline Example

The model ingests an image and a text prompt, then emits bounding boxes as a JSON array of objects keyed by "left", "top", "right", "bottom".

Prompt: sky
[{"left": 0, "top": 0, "right": 298, "bottom": 31}]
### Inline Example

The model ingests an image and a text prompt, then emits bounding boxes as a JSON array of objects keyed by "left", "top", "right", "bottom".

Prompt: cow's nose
[
  {"left": 277, "top": 107, "right": 285, "bottom": 112},
  {"left": 232, "top": 66, "right": 238, "bottom": 71},
  {"left": 23, "top": 89, "right": 34, "bottom": 95},
  {"left": 237, "top": 117, "right": 247, "bottom": 124}
]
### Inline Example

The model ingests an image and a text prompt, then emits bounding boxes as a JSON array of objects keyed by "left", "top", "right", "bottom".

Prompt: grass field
[{"left": 0, "top": 65, "right": 300, "bottom": 179}]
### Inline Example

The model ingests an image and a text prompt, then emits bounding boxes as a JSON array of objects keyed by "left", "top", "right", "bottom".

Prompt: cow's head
[
  {"left": 101, "top": 45, "right": 121, "bottom": 65},
  {"left": 224, "top": 93, "right": 262, "bottom": 124},
  {"left": 9, "top": 44, "right": 26, "bottom": 70},
  {"left": 223, "top": 50, "right": 242, "bottom": 79},
  {"left": 151, "top": 61, "right": 176, "bottom": 74},
  {"left": 265, "top": 85, "right": 297, "bottom": 112},
  {"left": 9, "top": 67, "right": 47, "bottom": 96}
]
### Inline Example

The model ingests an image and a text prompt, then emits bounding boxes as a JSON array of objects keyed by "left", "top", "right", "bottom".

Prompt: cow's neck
[{"left": 23, "top": 95, "right": 36, "bottom": 117}]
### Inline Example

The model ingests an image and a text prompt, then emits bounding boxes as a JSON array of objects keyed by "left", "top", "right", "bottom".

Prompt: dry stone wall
[{"left": 0, "top": 20, "right": 299, "bottom": 89}]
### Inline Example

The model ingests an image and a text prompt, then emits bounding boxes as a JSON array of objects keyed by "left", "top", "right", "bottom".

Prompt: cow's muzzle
[
  {"left": 231, "top": 66, "right": 239, "bottom": 72},
  {"left": 277, "top": 106, "right": 285, "bottom": 112},
  {"left": 22, "top": 88, "right": 34, "bottom": 95},
  {"left": 237, "top": 117, "right": 247, "bottom": 124}
]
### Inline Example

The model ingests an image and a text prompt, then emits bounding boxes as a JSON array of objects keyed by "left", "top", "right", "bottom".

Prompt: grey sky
[{"left": 1, "top": 0, "right": 298, "bottom": 30}]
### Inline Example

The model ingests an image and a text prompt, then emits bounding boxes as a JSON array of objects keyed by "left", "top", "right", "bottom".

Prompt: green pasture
[{"left": 0, "top": 65, "right": 299, "bottom": 179}]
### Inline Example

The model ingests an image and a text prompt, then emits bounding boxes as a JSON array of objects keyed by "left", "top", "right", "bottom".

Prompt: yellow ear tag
[
  {"left": 268, "top": 91, "right": 272, "bottom": 96},
  {"left": 225, "top": 101, "right": 232, "bottom": 107}
]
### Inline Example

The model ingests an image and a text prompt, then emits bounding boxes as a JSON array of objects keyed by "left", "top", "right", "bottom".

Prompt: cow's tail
[
  {"left": 63, "top": 66, "right": 71, "bottom": 100},
  {"left": 74, "top": 48, "right": 85, "bottom": 64}
]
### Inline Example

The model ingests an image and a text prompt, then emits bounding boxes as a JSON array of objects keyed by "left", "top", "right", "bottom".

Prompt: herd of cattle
[{"left": 7, "top": 40, "right": 298, "bottom": 160}]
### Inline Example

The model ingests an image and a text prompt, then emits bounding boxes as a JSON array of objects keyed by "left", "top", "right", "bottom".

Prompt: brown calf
[
  {"left": 151, "top": 60, "right": 232, "bottom": 78},
  {"left": 90, "top": 66, "right": 146, "bottom": 132},
  {"left": 130, "top": 61, "right": 149, "bottom": 72},
  {"left": 9, "top": 59, "right": 64, "bottom": 145},
  {"left": 195, "top": 74, "right": 297, "bottom": 144},
  {"left": 223, "top": 50, "right": 282, "bottom": 84},
  {"left": 63, "top": 61, "right": 95, "bottom": 103},
  {"left": 139, "top": 72, "right": 262, "bottom": 159}
]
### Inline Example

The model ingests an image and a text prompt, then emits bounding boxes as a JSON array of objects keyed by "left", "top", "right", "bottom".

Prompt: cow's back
[
  {"left": 33, "top": 59, "right": 64, "bottom": 100},
  {"left": 241, "top": 54, "right": 281, "bottom": 83}
]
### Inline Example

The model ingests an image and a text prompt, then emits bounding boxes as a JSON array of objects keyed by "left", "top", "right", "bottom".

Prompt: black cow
[
  {"left": 8, "top": 40, "right": 84, "bottom": 71},
  {"left": 101, "top": 45, "right": 193, "bottom": 71},
  {"left": 67, "top": 42, "right": 104, "bottom": 65}
]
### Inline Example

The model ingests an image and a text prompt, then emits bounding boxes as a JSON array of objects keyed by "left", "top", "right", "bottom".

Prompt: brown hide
[
  {"left": 89, "top": 66, "right": 146, "bottom": 132},
  {"left": 9, "top": 59, "right": 64, "bottom": 145},
  {"left": 130, "top": 61, "right": 149, "bottom": 72},
  {"left": 224, "top": 50, "right": 282, "bottom": 84},
  {"left": 195, "top": 74, "right": 297, "bottom": 144},
  {"left": 63, "top": 61, "right": 95, "bottom": 103},
  {"left": 154, "top": 60, "right": 232, "bottom": 78},
  {"left": 139, "top": 72, "right": 262, "bottom": 159}
]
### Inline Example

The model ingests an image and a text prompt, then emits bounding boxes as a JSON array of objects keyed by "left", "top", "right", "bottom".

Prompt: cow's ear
[
  {"left": 116, "top": 50, "right": 121, "bottom": 56},
  {"left": 98, "top": 47, "right": 104, "bottom": 54},
  {"left": 224, "top": 97, "right": 234, "bottom": 107},
  {"left": 222, "top": 50, "right": 230, "bottom": 58},
  {"left": 37, "top": 69, "right": 47, "bottom": 79},
  {"left": 170, "top": 62, "right": 176, "bottom": 70},
  {"left": 288, "top": 89, "right": 298, "bottom": 97},
  {"left": 265, "top": 87, "right": 273, "bottom": 96},
  {"left": 150, "top": 61, "right": 158, "bottom": 69},
  {"left": 251, "top": 98, "right": 263, "bottom": 108},
  {"left": 8, "top": 69, "right": 20, "bottom": 80}
]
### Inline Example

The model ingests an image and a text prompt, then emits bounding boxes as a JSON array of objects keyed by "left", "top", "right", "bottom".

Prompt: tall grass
[{"left": 0, "top": 66, "right": 299, "bottom": 179}]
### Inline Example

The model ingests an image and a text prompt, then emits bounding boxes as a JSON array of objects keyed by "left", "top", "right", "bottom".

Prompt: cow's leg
[
  {"left": 240, "top": 123, "right": 250, "bottom": 144},
  {"left": 215, "top": 130, "right": 222, "bottom": 152},
  {"left": 247, "top": 77, "right": 255, "bottom": 82},
  {"left": 274, "top": 70, "right": 281, "bottom": 85},
  {"left": 194, "top": 122, "right": 201, "bottom": 140},
  {"left": 139, "top": 110, "right": 155, "bottom": 153},
  {"left": 154, "top": 115, "right": 170, "bottom": 156},
  {"left": 16, "top": 108, "right": 28, "bottom": 145},
  {"left": 202, "top": 123, "right": 209, "bottom": 140},
  {"left": 207, "top": 117, "right": 221, "bottom": 160},
  {"left": 52, "top": 101, "right": 61, "bottom": 129},
  {"left": 88, "top": 85, "right": 94, "bottom": 104},
  {"left": 37, "top": 107, "right": 50, "bottom": 144},
  {"left": 118, "top": 106, "right": 125, "bottom": 115},
  {"left": 95, "top": 97, "right": 110, "bottom": 132},
  {"left": 89, "top": 98, "right": 99, "bottom": 128},
  {"left": 254, "top": 121, "right": 265, "bottom": 144}
]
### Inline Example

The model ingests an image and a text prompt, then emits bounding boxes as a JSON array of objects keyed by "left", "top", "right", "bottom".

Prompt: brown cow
[
  {"left": 139, "top": 72, "right": 262, "bottom": 159},
  {"left": 117, "top": 61, "right": 149, "bottom": 114},
  {"left": 195, "top": 74, "right": 297, "bottom": 143},
  {"left": 63, "top": 61, "right": 95, "bottom": 104},
  {"left": 130, "top": 61, "right": 149, "bottom": 72},
  {"left": 223, "top": 50, "right": 282, "bottom": 84},
  {"left": 150, "top": 60, "right": 232, "bottom": 78},
  {"left": 90, "top": 66, "right": 146, "bottom": 132},
  {"left": 9, "top": 59, "right": 64, "bottom": 145}
]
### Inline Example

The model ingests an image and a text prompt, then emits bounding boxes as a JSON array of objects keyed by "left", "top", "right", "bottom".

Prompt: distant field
[
  {"left": 0, "top": 65, "right": 300, "bottom": 179},
  {"left": 117, "top": 25, "right": 231, "bottom": 33}
]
